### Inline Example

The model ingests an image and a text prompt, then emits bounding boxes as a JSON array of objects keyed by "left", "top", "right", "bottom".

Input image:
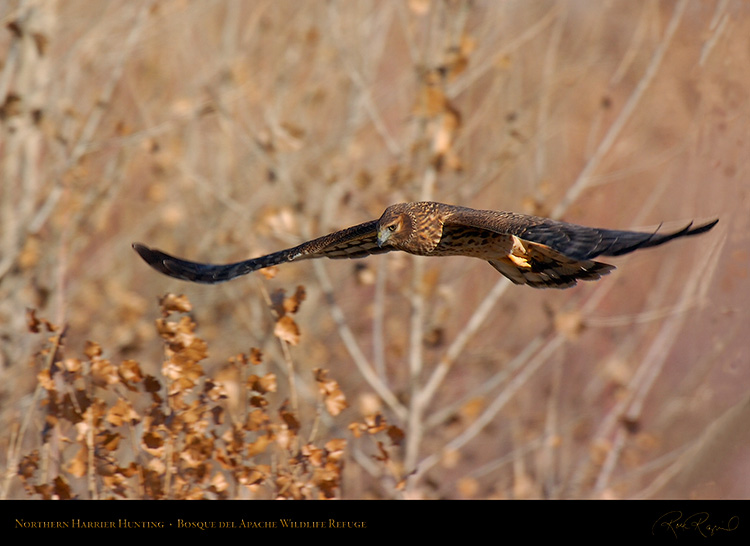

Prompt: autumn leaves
[{"left": 15, "top": 285, "right": 406, "bottom": 499}]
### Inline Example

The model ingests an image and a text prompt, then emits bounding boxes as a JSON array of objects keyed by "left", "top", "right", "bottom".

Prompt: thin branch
[
  {"left": 313, "top": 260, "right": 406, "bottom": 421},
  {"left": 327, "top": 1, "right": 402, "bottom": 158},
  {"left": 425, "top": 335, "right": 545, "bottom": 430},
  {"left": 0, "top": 325, "right": 67, "bottom": 499},
  {"left": 413, "top": 332, "right": 566, "bottom": 483},
  {"left": 372, "top": 257, "right": 388, "bottom": 378},
  {"left": 550, "top": 0, "right": 688, "bottom": 219},
  {"left": 419, "top": 277, "right": 511, "bottom": 412},
  {"left": 591, "top": 222, "right": 725, "bottom": 495},
  {"left": 699, "top": 0, "right": 731, "bottom": 66},
  {"left": 404, "top": 165, "right": 437, "bottom": 472}
]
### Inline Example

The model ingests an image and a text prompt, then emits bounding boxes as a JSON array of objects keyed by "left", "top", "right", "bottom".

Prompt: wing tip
[
  {"left": 690, "top": 218, "right": 719, "bottom": 235},
  {"left": 608, "top": 217, "right": 719, "bottom": 257},
  {"left": 132, "top": 242, "right": 169, "bottom": 268},
  {"left": 132, "top": 242, "right": 154, "bottom": 262}
]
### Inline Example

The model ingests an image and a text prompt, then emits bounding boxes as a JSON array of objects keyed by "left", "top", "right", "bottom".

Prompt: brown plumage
[{"left": 133, "top": 201, "right": 718, "bottom": 289}]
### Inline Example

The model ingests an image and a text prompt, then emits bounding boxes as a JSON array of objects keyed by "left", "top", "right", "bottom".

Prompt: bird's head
[
  {"left": 376, "top": 203, "right": 411, "bottom": 248},
  {"left": 376, "top": 202, "right": 443, "bottom": 254}
]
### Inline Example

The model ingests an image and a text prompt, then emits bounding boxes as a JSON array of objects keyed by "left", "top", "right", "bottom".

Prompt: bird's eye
[{"left": 388, "top": 224, "right": 397, "bottom": 232}]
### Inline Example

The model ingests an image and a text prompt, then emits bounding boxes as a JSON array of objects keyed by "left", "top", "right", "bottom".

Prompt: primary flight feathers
[{"left": 133, "top": 201, "right": 718, "bottom": 289}]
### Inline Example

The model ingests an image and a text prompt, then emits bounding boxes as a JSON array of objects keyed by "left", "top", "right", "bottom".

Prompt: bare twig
[
  {"left": 313, "top": 260, "right": 406, "bottom": 420},
  {"left": 591, "top": 225, "right": 725, "bottom": 495},
  {"left": 0, "top": 325, "right": 67, "bottom": 499},
  {"left": 550, "top": 0, "right": 688, "bottom": 219}
]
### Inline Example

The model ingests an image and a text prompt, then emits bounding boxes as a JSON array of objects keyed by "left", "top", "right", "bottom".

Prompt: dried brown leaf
[
  {"left": 247, "top": 434, "right": 272, "bottom": 457},
  {"left": 107, "top": 397, "right": 140, "bottom": 427},
  {"left": 52, "top": 476, "right": 73, "bottom": 500},
  {"left": 302, "top": 444, "right": 324, "bottom": 466},
  {"left": 374, "top": 441, "right": 390, "bottom": 462},
  {"left": 260, "top": 266, "right": 278, "bottom": 279},
  {"left": 283, "top": 285, "right": 306, "bottom": 314},
  {"left": 91, "top": 357, "right": 119, "bottom": 387},
  {"left": 245, "top": 409, "right": 270, "bottom": 431},
  {"left": 241, "top": 466, "right": 268, "bottom": 486},
  {"left": 18, "top": 451, "right": 40, "bottom": 479},
  {"left": 119, "top": 359, "right": 144, "bottom": 384},
  {"left": 325, "top": 438, "right": 347, "bottom": 460},
  {"left": 249, "top": 347, "right": 263, "bottom": 365},
  {"left": 249, "top": 395, "right": 269, "bottom": 408},
  {"left": 248, "top": 373, "right": 277, "bottom": 394},
  {"left": 314, "top": 368, "right": 347, "bottom": 416},
  {"left": 159, "top": 293, "right": 193, "bottom": 316},
  {"left": 387, "top": 425, "right": 405, "bottom": 446},
  {"left": 205, "top": 378, "right": 228, "bottom": 403},
  {"left": 142, "top": 430, "right": 165, "bottom": 456},
  {"left": 274, "top": 315, "right": 300, "bottom": 345},
  {"left": 26, "top": 308, "right": 56, "bottom": 333},
  {"left": 84, "top": 340, "right": 102, "bottom": 359},
  {"left": 62, "top": 357, "right": 82, "bottom": 374},
  {"left": 279, "top": 405, "right": 300, "bottom": 432},
  {"left": 347, "top": 422, "right": 364, "bottom": 438},
  {"left": 98, "top": 430, "right": 122, "bottom": 451},
  {"left": 67, "top": 447, "right": 88, "bottom": 478},
  {"left": 363, "top": 413, "right": 388, "bottom": 434},
  {"left": 554, "top": 309, "right": 585, "bottom": 340},
  {"left": 37, "top": 368, "right": 54, "bottom": 391}
]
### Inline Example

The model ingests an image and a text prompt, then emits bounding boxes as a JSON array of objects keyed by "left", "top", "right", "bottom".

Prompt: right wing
[{"left": 133, "top": 220, "right": 390, "bottom": 284}]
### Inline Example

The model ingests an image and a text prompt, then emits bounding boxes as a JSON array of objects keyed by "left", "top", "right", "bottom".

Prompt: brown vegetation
[{"left": 1, "top": 0, "right": 748, "bottom": 499}]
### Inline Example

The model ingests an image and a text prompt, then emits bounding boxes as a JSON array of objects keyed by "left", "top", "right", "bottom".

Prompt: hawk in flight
[{"left": 133, "top": 201, "right": 717, "bottom": 289}]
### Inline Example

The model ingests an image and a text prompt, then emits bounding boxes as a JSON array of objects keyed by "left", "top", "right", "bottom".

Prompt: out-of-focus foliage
[
  {"left": 14, "top": 294, "right": 371, "bottom": 499},
  {"left": 1, "top": 0, "right": 748, "bottom": 499}
]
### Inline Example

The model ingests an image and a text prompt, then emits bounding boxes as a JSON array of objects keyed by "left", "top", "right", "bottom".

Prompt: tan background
[{"left": 1, "top": 0, "right": 748, "bottom": 499}]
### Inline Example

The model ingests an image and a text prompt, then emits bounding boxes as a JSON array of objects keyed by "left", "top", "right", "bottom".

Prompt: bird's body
[{"left": 133, "top": 201, "right": 718, "bottom": 289}]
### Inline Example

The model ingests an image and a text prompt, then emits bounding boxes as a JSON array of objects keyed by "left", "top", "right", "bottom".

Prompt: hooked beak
[{"left": 377, "top": 227, "right": 391, "bottom": 248}]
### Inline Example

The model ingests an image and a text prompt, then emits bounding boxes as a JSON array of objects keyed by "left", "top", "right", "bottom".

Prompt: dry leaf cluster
[{"left": 13, "top": 293, "right": 399, "bottom": 500}]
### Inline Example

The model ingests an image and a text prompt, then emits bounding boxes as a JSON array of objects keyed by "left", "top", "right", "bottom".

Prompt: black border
[{"left": 3, "top": 499, "right": 749, "bottom": 541}]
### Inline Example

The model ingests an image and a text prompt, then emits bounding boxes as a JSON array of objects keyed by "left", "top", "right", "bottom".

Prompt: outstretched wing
[
  {"left": 445, "top": 207, "right": 718, "bottom": 260},
  {"left": 443, "top": 207, "right": 718, "bottom": 288},
  {"left": 133, "top": 220, "right": 389, "bottom": 284}
]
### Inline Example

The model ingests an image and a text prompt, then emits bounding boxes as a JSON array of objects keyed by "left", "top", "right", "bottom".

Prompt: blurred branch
[
  {"left": 420, "top": 277, "right": 511, "bottom": 410},
  {"left": 31, "top": 2, "right": 153, "bottom": 235},
  {"left": 590, "top": 222, "right": 726, "bottom": 496},
  {"left": 403, "top": 166, "right": 436, "bottom": 472},
  {"left": 550, "top": 0, "right": 687, "bottom": 219},
  {"left": 449, "top": 3, "right": 562, "bottom": 97},
  {"left": 313, "top": 260, "right": 406, "bottom": 421},
  {"left": 412, "top": 272, "right": 615, "bottom": 485},
  {"left": 699, "top": 0, "right": 731, "bottom": 66},
  {"left": 327, "top": 1, "right": 402, "bottom": 158},
  {"left": 635, "top": 391, "right": 750, "bottom": 499},
  {"left": 0, "top": 2, "right": 53, "bottom": 282},
  {"left": 414, "top": 332, "right": 565, "bottom": 483},
  {"left": 534, "top": 8, "right": 566, "bottom": 183},
  {"left": 425, "top": 335, "right": 545, "bottom": 429},
  {"left": 1, "top": 325, "right": 67, "bottom": 500},
  {"left": 372, "top": 257, "right": 388, "bottom": 378}
]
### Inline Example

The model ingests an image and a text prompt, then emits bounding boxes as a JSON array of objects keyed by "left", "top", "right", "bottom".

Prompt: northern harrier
[{"left": 133, "top": 202, "right": 717, "bottom": 289}]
